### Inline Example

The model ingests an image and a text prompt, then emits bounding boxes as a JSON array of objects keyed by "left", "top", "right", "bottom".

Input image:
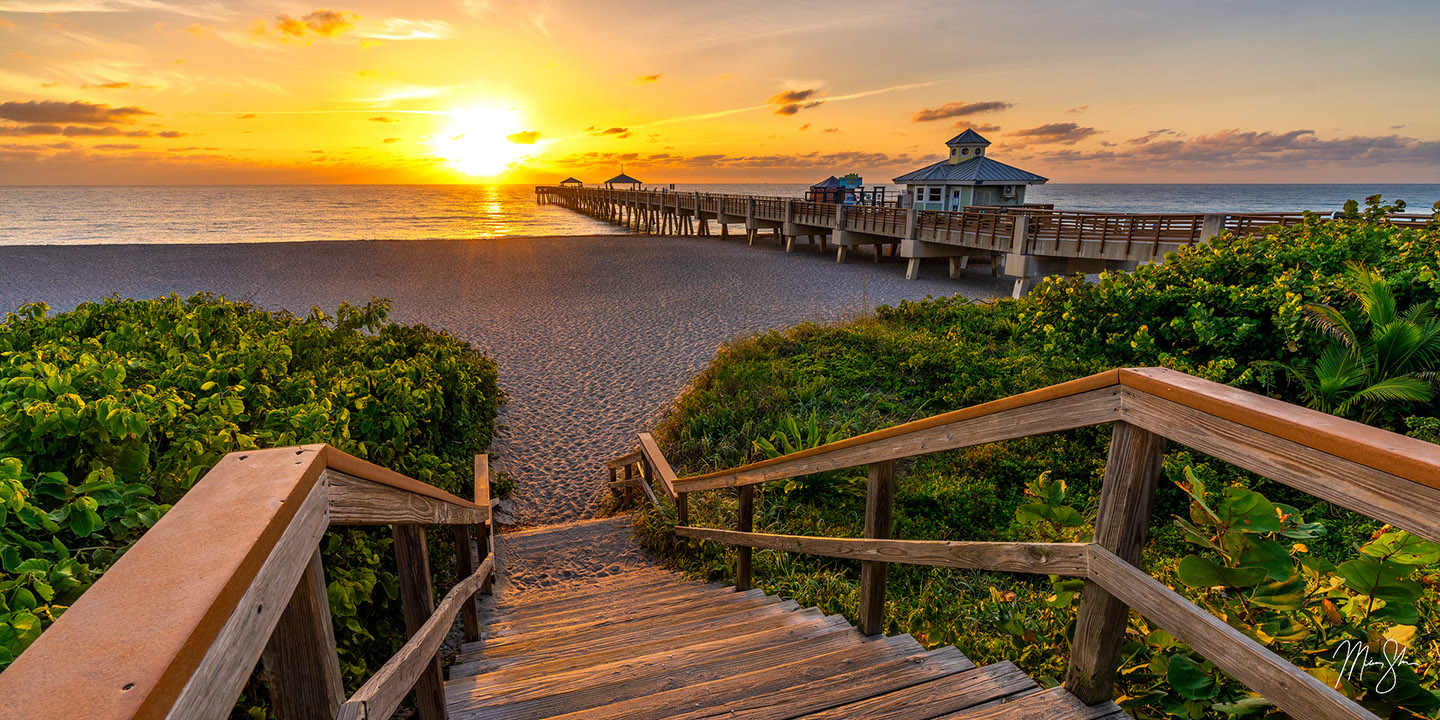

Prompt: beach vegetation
[
  {"left": 0, "top": 294, "right": 502, "bottom": 717},
  {"left": 635, "top": 207, "right": 1440, "bottom": 718}
]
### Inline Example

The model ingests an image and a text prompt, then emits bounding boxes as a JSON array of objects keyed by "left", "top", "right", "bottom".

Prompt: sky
[{"left": 0, "top": 0, "right": 1437, "bottom": 185}]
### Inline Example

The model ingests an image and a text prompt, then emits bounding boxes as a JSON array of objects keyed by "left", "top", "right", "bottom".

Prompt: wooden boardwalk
[{"left": 446, "top": 567, "right": 1125, "bottom": 720}]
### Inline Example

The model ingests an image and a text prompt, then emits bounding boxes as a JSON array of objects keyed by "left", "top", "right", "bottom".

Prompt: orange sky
[{"left": 1, "top": 0, "right": 1437, "bottom": 184}]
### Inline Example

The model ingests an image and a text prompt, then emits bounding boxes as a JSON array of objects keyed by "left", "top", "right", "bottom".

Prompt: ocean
[{"left": 1, "top": 183, "right": 1436, "bottom": 246}]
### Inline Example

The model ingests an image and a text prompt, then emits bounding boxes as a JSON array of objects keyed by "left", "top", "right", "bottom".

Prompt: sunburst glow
[{"left": 434, "top": 106, "right": 533, "bottom": 177}]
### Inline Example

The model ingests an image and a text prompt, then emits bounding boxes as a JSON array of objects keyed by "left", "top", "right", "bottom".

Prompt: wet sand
[{"left": 1, "top": 234, "right": 1005, "bottom": 525}]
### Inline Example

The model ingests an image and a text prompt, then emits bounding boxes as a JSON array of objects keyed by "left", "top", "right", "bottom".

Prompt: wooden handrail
[
  {"left": 337, "top": 555, "right": 496, "bottom": 720},
  {"left": 0, "top": 444, "right": 493, "bottom": 720},
  {"left": 652, "top": 367, "right": 1440, "bottom": 717},
  {"left": 674, "top": 527, "right": 1089, "bottom": 576}
]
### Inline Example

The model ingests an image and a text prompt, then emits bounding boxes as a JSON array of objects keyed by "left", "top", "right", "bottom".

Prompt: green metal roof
[
  {"left": 892, "top": 156, "right": 1048, "bottom": 185},
  {"left": 944, "top": 129, "right": 992, "bottom": 146}
]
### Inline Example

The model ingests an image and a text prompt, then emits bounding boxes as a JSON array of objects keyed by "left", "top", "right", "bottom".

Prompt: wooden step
[
  {"left": 451, "top": 566, "right": 1124, "bottom": 720},
  {"left": 451, "top": 608, "right": 844, "bottom": 681},
  {"left": 792, "top": 661, "right": 1039, "bottom": 719}
]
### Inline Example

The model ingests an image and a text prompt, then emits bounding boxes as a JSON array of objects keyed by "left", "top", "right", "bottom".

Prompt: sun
[{"left": 434, "top": 106, "right": 534, "bottom": 177}]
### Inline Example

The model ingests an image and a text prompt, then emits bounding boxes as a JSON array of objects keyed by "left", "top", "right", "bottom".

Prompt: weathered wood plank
[
  {"left": 654, "top": 646, "right": 975, "bottom": 720},
  {"left": 858, "top": 459, "right": 895, "bottom": 636},
  {"left": 483, "top": 586, "right": 775, "bottom": 637},
  {"left": 606, "top": 450, "right": 643, "bottom": 469},
  {"left": 473, "top": 598, "right": 797, "bottom": 665},
  {"left": 337, "top": 555, "right": 493, "bottom": 720},
  {"left": 675, "top": 527, "right": 1090, "bottom": 576},
  {"left": 391, "top": 525, "right": 446, "bottom": 720},
  {"left": 454, "top": 525, "right": 481, "bottom": 644},
  {"left": 327, "top": 470, "right": 486, "bottom": 526},
  {"left": 453, "top": 610, "right": 844, "bottom": 686},
  {"left": 1119, "top": 366, "right": 1440, "bottom": 492},
  {"left": 1121, "top": 388, "right": 1440, "bottom": 544},
  {"left": 448, "top": 618, "right": 866, "bottom": 718},
  {"left": 0, "top": 445, "right": 330, "bottom": 720},
  {"left": 259, "top": 547, "right": 344, "bottom": 720},
  {"left": 1088, "top": 546, "right": 1375, "bottom": 720},
  {"left": 1065, "top": 421, "right": 1167, "bottom": 703},
  {"left": 637, "top": 433, "right": 679, "bottom": 500},
  {"left": 479, "top": 591, "right": 783, "bottom": 654},
  {"left": 736, "top": 485, "right": 754, "bottom": 591},
  {"left": 932, "top": 685, "right": 1124, "bottom": 720},
  {"left": 674, "top": 387, "right": 1122, "bottom": 492},
  {"left": 793, "top": 661, "right": 1038, "bottom": 720},
  {"left": 512, "top": 638, "right": 947, "bottom": 720},
  {"left": 166, "top": 474, "right": 331, "bottom": 720}
]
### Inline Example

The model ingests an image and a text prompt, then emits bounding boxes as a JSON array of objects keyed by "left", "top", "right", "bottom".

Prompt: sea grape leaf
[
  {"left": 1247, "top": 573, "right": 1307, "bottom": 611},
  {"left": 1238, "top": 539, "right": 1293, "bottom": 580},
  {"left": 1360, "top": 531, "right": 1440, "bottom": 565},
  {"left": 1177, "top": 555, "right": 1266, "bottom": 589},
  {"left": 1166, "top": 654, "right": 1217, "bottom": 701}
]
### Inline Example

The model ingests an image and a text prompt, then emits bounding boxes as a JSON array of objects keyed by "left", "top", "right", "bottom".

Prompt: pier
[{"left": 536, "top": 185, "right": 1429, "bottom": 296}]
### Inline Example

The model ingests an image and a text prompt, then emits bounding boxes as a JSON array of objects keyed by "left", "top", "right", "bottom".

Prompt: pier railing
[
  {"left": 538, "top": 185, "right": 1435, "bottom": 294},
  {"left": 0, "top": 445, "right": 497, "bottom": 720},
  {"left": 610, "top": 367, "right": 1440, "bottom": 719}
]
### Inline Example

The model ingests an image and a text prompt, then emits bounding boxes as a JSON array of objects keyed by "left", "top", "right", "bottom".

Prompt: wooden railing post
[
  {"left": 474, "top": 454, "right": 493, "bottom": 596},
  {"left": 857, "top": 460, "right": 895, "bottom": 636},
  {"left": 453, "top": 525, "right": 481, "bottom": 643},
  {"left": 392, "top": 525, "right": 447, "bottom": 720},
  {"left": 1065, "top": 421, "right": 1168, "bottom": 704},
  {"left": 736, "top": 485, "right": 754, "bottom": 591},
  {"left": 676, "top": 491, "right": 690, "bottom": 527},
  {"left": 260, "top": 548, "right": 344, "bottom": 720}
]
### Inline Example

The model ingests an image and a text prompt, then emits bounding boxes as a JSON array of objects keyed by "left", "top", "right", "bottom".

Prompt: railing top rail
[
  {"left": 672, "top": 367, "right": 1440, "bottom": 495},
  {"left": 0, "top": 444, "right": 485, "bottom": 720}
]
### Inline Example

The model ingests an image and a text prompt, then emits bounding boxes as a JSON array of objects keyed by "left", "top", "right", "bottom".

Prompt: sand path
[{"left": 1, "top": 234, "right": 1003, "bottom": 526}]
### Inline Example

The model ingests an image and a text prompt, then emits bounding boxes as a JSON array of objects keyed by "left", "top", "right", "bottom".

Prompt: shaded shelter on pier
[{"left": 604, "top": 171, "right": 642, "bottom": 189}]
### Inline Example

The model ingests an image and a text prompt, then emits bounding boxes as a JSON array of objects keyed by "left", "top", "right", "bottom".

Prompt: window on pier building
[{"left": 928, "top": 187, "right": 942, "bottom": 202}]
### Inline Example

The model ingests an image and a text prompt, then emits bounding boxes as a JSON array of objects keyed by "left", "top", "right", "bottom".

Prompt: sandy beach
[{"left": 1, "top": 234, "right": 1005, "bottom": 525}]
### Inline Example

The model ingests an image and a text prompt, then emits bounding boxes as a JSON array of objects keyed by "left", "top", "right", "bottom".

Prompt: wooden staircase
[{"left": 444, "top": 567, "right": 1127, "bottom": 720}]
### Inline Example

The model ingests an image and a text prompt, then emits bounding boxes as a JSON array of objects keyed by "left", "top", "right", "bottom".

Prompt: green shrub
[
  {"left": 638, "top": 209, "right": 1440, "bottom": 718},
  {"left": 0, "top": 294, "right": 502, "bottom": 716}
]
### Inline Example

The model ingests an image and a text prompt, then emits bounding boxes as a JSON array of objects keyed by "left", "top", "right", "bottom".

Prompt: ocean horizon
[{"left": 2, "top": 183, "right": 1436, "bottom": 246}]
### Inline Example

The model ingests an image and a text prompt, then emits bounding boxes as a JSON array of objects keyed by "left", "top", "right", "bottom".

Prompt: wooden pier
[{"left": 536, "top": 185, "right": 1430, "bottom": 296}]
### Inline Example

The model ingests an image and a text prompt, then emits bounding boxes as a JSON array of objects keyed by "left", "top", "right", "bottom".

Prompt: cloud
[
  {"left": 275, "top": 10, "right": 353, "bottom": 38},
  {"left": 1022, "top": 128, "right": 1440, "bottom": 172},
  {"left": 0, "top": 100, "right": 151, "bottom": 125},
  {"left": 93, "top": 143, "right": 140, "bottom": 150},
  {"left": 1007, "top": 122, "right": 1103, "bottom": 145},
  {"left": 506, "top": 130, "right": 540, "bottom": 144},
  {"left": 357, "top": 18, "right": 452, "bottom": 40},
  {"left": 382, "top": 137, "right": 399, "bottom": 143},
  {"left": 586, "top": 126, "right": 631, "bottom": 139},
  {"left": 768, "top": 88, "right": 823, "bottom": 115},
  {"left": 1129, "top": 128, "right": 1178, "bottom": 145},
  {"left": 547, "top": 149, "right": 923, "bottom": 174},
  {"left": 0, "top": 0, "right": 227, "bottom": 19},
  {"left": 83, "top": 81, "right": 157, "bottom": 90},
  {"left": 911, "top": 101, "right": 1012, "bottom": 122},
  {"left": 156, "top": 130, "right": 184, "bottom": 137},
  {"left": 798, "top": 123, "right": 811, "bottom": 131},
  {"left": 368, "top": 116, "right": 398, "bottom": 123},
  {"left": 236, "top": 113, "right": 256, "bottom": 119},
  {"left": 0, "top": 19, "right": 15, "bottom": 29},
  {"left": 953, "top": 121, "right": 1001, "bottom": 133},
  {"left": 1066, "top": 105, "right": 1089, "bottom": 114},
  {"left": 635, "top": 73, "right": 662, "bottom": 84},
  {"left": 822, "top": 128, "right": 839, "bottom": 133}
]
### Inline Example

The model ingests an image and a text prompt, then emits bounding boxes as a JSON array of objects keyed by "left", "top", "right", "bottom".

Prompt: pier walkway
[
  {"left": 536, "top": 185, "right": 1431, "bottom": 296},
  {"left": 4, "top": 369, "right": 1439, "bottom": 719}
]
